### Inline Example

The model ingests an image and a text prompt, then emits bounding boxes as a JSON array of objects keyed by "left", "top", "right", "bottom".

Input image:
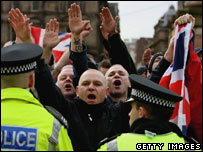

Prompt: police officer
[
  {"left": 98, "top": 74, "right": 201, "bottom": 151},
  {"left": 1, "top": 43, "right": 73, "bottom": 151}
]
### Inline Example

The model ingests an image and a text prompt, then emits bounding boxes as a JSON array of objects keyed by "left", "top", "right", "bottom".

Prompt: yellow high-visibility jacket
[
  {"left": 98, "top": 132, "right": 201, "bottom": 151},
  {"left": 1, "top": 88, "right": 73, "bottom": 151}
]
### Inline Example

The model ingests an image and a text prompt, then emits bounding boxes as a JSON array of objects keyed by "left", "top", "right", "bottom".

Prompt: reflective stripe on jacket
[{"left": 98, "top": 132, "right": 185, "bottom": 151}]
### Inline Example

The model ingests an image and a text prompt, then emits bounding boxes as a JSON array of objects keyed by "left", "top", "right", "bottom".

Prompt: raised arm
[
  {"left": 142, "top": 48, "right": 152, "bottom": 70},
  {"left": 68, "top": 3, "right": 93, "bottom": 87},
  {"left": 99, "top": 7, "right": 119, "bottom": 36},
  {"left": 99, "top": 7, "right": 137, "bottom": 74},
  {"left": 52, "top": 48, "right": 71, "bottom": 83},
  {"left": 53, "top": 19, "right": 93, "bottom": 83},
  {"left": 68, "top": 3, "right": 90, "bottom": 52},
  {"left": 8, "top": 8, "right": 32, "bottom": 43},
  {"left": 148, "top": 13, "right": 196, "bottom": 84},
  {"left": 42, "top": 18, "right": 64, "bottom": 64},
  {"left": 8, "top": 8, "right": 69, "bottom": 110},
  {"left": 148, "top": 36, "right": 174, "bottom": 83}
]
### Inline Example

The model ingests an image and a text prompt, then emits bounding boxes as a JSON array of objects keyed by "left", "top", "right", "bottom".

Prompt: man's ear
[
  {"left": 75, "top": 86, "right": 79, "bottom": 96},
  {"left": 138, "top": 106, "right": 148, "bottom": 118},
  {"left": 128, "top": 80, "right": 131, "bottom": 88},
  {"left": 28, "top": 73, "right": 34, "bottom": 88},
  {"left": 106, "top": 87, "right": 109, "bottom": 97},
  {"left": 127, "top": 77, "right": 131, "bottom": 88}
]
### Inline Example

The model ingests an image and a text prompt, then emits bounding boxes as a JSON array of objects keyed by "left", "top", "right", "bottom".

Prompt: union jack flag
[
  {"left": 159, "top": 23, "right": 196, "bottom": 136},
  {"left": 30, "top": 26, "right": 72, "bottom": 63}
]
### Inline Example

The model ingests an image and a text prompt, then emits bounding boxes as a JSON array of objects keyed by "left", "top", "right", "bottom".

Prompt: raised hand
[
  {"left": 68, "top": 3, "right": 89, "bottom": 38},
  {"left": 174, "top": 13, "right": 195, "bottom": 29},
  {"left": 43, "top": 18, "right": 63, "bottom": 50},
  {"left": 8, "top": 8, "right": 32, "bottom": 43},
  {"left": 68, "top": 3, "right": 89, "bottom": 52},
  {"left": 99, "top": 7, "right": 119, "bottom": 36},
  {"left": 42, "top": 18, "right": 64, "bottom": 64},
  {"left": 142, "top": 48, "right": 152, "bottom": 68}
]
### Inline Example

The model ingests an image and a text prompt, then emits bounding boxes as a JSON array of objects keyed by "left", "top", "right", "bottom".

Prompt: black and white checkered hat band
[
  {"left": 1, "top": 61, "right": 37, "bottom": 75},
  {"left": 131, "top": 88, "right": 176, "bottom": 108}
]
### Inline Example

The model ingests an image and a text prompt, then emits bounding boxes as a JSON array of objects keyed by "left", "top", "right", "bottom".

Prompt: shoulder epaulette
[
  {"left": 97, "top": 133, "right": 121, "bottom": 149},
  {"left": 45, "top": 106, "right": 69, "bottom": 129}
]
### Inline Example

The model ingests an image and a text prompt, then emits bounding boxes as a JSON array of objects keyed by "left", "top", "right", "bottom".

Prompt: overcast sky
[{"left": 108, "top": 1, "right": 178, "bottom": 40}]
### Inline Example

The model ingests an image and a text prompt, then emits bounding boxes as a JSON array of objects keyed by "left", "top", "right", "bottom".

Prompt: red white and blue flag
[
  {"left": 159, "top": 22, "right": 199, "bottom": 136},
  {"left": 30, "top": 26, "right": 72, "bottom": 63}
]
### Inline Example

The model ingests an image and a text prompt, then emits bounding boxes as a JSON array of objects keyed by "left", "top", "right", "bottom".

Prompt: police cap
[
  {"left": 1, "top": 43, "right": 43, "bottom": 75},
  {"left": 127, "top": 74, "right": 182, "bottom": 108}
]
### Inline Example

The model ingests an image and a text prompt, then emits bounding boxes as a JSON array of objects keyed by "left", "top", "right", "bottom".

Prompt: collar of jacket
[
  {"left": 1, "top": 87, "right": 43, "bottom": 107},
  {"left": 106, "top": 96, "right": 117, "bottom": 104},
  {"left": 130, "top": 118, "right": 184, "bottom": 138},
  {"left": 74, "top": 96, "right": 107, "bottom": 118}
]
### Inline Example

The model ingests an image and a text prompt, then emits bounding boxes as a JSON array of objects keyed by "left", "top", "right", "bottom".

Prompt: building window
[
  {"left": 31, "top": 1, "right": 41, "bottom": 11},
  {"left": 79, "top": 1, "right": 85, "bottom": 13},
  {"left": 59, "top": 1, "right": 67, "bottom": 12},
  {"left": 12, "top": 1, "right": 20, "bottom": 9}
]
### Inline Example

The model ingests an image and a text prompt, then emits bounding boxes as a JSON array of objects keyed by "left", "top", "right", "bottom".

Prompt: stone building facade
[
  {"left": 134, "top": 5, "right": 175, "bottom": 68},
  {"left": 124, "top": 38, "right": 137, "bottom": 64},
  {"left": 1, "top": 1, "right": 112, "bottom": 62},
  {"left": 147, "top": 5, "right": 176, "bottom": 54},
  {"left": 135, "top": 37, "right": 152, "bottom": 68},
  {"left": 135, "top": 2, "right": 202, "bottom": 68},
  {"left": 147, "top": 1, "right": 202, "bottom": 54}
]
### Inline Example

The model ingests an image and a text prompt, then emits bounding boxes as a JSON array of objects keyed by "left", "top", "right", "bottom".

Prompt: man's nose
[
  {"left": 88, "top": 83, "right": 95, "bottom": 90},
  {"left": 114, "top": 72, "right": 120, "bottom": 78},
  {"left": 66, "top": 76, "right": 72, "bottom": 82}
]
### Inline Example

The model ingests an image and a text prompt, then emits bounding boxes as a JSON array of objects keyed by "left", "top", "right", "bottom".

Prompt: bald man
[
  {"left": 77, "top": 69, "right": 109, "bottom": 104},
  {"left": 35, "top": 61, "right": 130, "bottom": 150},
  {"left": 105, "top": 64, "right": 131, "bottom": 102}
]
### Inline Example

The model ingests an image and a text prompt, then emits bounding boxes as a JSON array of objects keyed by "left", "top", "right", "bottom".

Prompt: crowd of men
[{"left": 1, "top": 3, "right": 202, "bottom": 151}]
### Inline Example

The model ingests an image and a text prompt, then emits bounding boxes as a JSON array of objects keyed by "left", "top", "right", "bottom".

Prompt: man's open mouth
[
  {"left": 65, "top": 84, "right": 72, "bottom": 89},
  {"left": 88, "top": 94, "right": 96, "bottom": 100},
  {"left": 114, "top": 80, "right": 121, "bottom": 86}
]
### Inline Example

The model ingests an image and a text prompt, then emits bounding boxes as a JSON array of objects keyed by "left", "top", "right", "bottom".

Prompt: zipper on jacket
[{"left": 88, "top": 114, "right": 93, "bottom": 121}]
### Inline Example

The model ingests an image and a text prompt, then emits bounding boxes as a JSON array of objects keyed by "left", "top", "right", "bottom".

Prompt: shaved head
[
  {"left": 79, "top": 69, "right": 107, "bottom": 87},
  {"left": 77, "top": 69, "right": 109, "bottom": 104},
  {"left": 105, "top": 64, "right": 129, "bottom": 78},
  {"left": 104, "top": 64, "right": 131, "bottom": 102}
]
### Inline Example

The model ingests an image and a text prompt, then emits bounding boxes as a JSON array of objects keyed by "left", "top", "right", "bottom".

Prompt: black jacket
[
  {"left": 103, "top": 33, "right": 137, "bottom": 75},
  {"left": 35, "top": 59, "right": 130, "bottom": 151},
  {"left": 130, "top": 118, "right": 200, "bottom": 145},
  {"left": 147, "top": 57, "right": 171, "bottom": 83},
  {"left": 104, "top": 33, "right": 171, "bottom": 84},
  {"left": 74, "top": 96, "right": 130, "bottom": 150},
  {"left": 130, "top": 118, "right": 188, "bottom": 136}
]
